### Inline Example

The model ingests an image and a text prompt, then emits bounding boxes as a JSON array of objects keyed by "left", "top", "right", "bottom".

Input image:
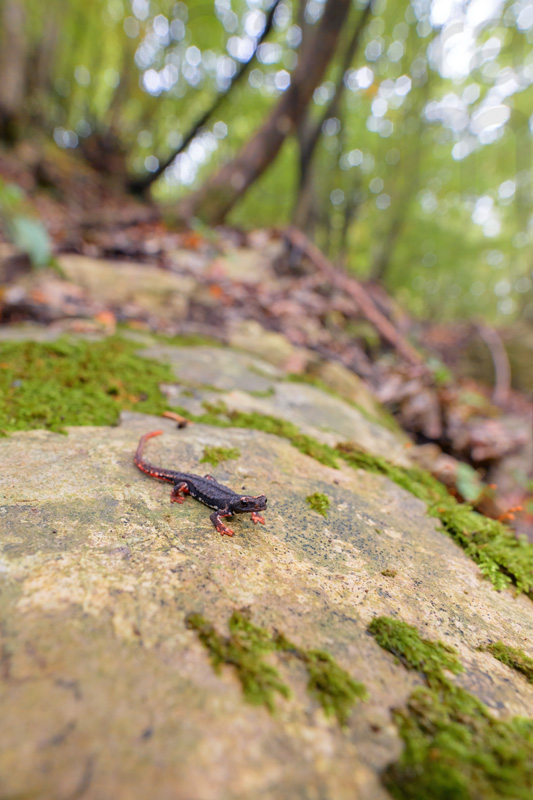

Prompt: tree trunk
[
  {"left": 0, "top": 1, "right": 27, "bottom": 140},
  {"left": 129, "top": 0, "right": 283, "bottom": 195},
  {"left": 178, "top": 0, "right": 353, "bottom": 224},
  {"left": 292, "top": 1, "right": 372, "bottom": 232}
]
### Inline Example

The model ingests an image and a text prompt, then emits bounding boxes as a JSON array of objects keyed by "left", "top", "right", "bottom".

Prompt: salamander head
[{"left": 232, "top": 495, "right": 268, "bottom": 514}]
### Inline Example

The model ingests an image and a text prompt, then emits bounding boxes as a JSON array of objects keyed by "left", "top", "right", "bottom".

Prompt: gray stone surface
[{"left": 1, "top": 405, "right": 533, "bottom": 799}]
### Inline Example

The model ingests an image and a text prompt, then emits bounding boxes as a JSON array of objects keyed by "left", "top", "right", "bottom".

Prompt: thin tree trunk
[
  {"left": 129, "top": 0, "right": 283, "bottom": 195},
  {"left": 369, "top": 207, "right": 408, "bottom": 282},
  {"left": 178, "top": 0, "right": 353, "bottom": 224},
  {"left": 292, "top": 1, "right": 372, "bottom": 231},
  {"left": 0, "top": 1, "right": 27, "bottom": 140}
]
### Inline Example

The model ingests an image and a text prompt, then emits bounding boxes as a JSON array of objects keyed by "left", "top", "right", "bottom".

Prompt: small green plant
[
  {"left": 306, "top": 492, "right": 330, "bottom": 517},
  {"left": 0, "top": 179, "right": 52, "bottom": 267}
]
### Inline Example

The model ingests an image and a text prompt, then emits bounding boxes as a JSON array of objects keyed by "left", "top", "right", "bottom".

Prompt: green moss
[
  {"left": 186, "top": 611, "right": 289, "bottom": 712},
  {"left": 187, "top": 609, "right": 366, "bottom": 724},
  {"left": 0, "top": 336, "right": 173, "bottom": 434},
  {"left": 199, "top": 446, "right": 241, "bottom": 467},
  {"left": 306, "top": 492, "right": 331, "bottom": 517},
  {"left": 480, "top": 641, "right": 533, "bottom": 684},
  {"left": 178, "top": 401, "right": 340, "bottom": 469},
  {"left": 248, "top": 387, "right": 276, "bottom": 398},
  {"left": 369, "top": 616, "right": 533, "bottom": 800},
  {"left": 381, "top": 568, "right": 398, "bottom": 578},
  {"left": 368, "top": 617, "right": 462, "bottom": 684},
  {"left": 302, "top": 648, "right": 368, "bottom": 726},
  {"left": 338, "top": 443, "right": 533, "bottom": 595},
  {"left": 148, "top": 329, "right": 223, "bottom": 348}
]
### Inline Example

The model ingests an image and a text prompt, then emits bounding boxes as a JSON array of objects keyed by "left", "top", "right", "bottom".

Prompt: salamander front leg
[
  {"left": 210, "top": 508, "right": 234, "bottom": 536},
  {"left": 170, "top": 482, "right": 189, "bottom": 504},
  {"left": 251, "top": 511, "right": 265, "bottom": 525}
]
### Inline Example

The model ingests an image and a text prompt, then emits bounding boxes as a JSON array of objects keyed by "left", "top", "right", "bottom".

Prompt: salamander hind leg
[
  {"left": 170, "top": 482, "right": 189, "bottom": 504},
  {"left": 210, "top": 509, "right": 234, "bottom": 537}
]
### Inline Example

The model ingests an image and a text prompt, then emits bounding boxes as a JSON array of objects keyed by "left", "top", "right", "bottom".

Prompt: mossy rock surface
[{"left": 1, "top": 330, "right": 533, "bottom": 799}]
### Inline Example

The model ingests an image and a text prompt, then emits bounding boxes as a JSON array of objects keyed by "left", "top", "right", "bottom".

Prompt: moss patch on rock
[
  {"left": 367, "top": 617, "right": 462, "bottom": 684},
  {"left": 338, "top": 443, "right": 533, "bottom": 595},
  {"left": 0, "top": 336, "right": 173, "bottom": 434},
  {"left": 480, "top": 641, "right": 533, "bottom": 684},
  {"left": 369, "top": 616, "right": 533, "bottom": 800},
  {"left": 186, "top": 610, "right": 290, "bottom": 712},
  {"left": 186, "top": 609, "right": 366, "bottom": 725},
  {"left": 306, "top": 492, "right": 330, "bottom": 517},
  {"left": 181, "top": 401, "right": 340, "bottom": 469},
  {"left": 199, "top": 446, "right": 241, "bottom": 468},
  {"left": 301, "top": 647, "right": 367, "bottom": 726}
]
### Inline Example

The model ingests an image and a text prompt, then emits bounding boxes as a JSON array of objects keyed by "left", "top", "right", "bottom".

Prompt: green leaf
[
  {"left": 10, "top": 216, "right": 52, "bottom": 268},
  {"left": 456, "top": 463, "right": 484, "bottom": 503}
]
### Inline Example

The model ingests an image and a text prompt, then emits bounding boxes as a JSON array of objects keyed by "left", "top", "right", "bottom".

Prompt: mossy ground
[
  {"left": 480, "top": 641, "right": 533, "bottom": 684},
  {"left": 0, "top": 336, "right": 173, "bottom": 434},
  {"left": 306, "top": 492, "right": 330, "bottom": 517},
  {"left": 186, "top": 609, "right": 366, "bottom": 725},
  {"left": 368, "top": 616, "right": 533, "bottom": 800},
  {"left": 199, "top": 446, "right": 241, "bottom": 468}
]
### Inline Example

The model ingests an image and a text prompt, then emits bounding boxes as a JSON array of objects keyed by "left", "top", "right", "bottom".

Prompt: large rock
[{"left": 1, "top": 404, "right": 533, "bottom": 799}]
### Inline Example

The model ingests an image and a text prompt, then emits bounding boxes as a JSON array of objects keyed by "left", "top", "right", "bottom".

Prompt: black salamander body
[{"left": 134, "top": 431, "right": 267, "bottom": 536}]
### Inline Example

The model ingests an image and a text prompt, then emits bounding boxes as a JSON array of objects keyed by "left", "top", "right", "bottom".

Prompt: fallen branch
[
  {"left": 283, "top": 226, "right": 425, "bottom": 367},
  {"left": 475, "top": 322, "right": 511, "bottom": 406}
]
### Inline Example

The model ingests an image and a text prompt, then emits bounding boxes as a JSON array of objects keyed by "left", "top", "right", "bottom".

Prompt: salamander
[{"left": 134, "top": 431, "right": 267, "bottom": 536}]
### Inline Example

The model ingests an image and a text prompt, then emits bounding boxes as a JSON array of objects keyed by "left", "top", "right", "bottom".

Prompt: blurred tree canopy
[{"left": 0, "top": 0, "right": 532, "bottom": 322}]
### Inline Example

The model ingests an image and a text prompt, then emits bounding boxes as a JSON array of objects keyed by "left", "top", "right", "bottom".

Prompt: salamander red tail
[{"left": 134, "top": 430, "right": 164, "bottom": 474}]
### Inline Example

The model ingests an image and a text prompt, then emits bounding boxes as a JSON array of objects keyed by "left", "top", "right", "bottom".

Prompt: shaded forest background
[{"left": 0, "top": 0, "right": 532, "bottom": 323}]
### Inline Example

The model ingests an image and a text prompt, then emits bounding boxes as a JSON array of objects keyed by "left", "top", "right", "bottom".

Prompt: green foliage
[
  {"left": 480, "top": 641, "right": 533, "bottom": 684},
  {"left": 369, "top": 616, "right": 533, "bottom": 800},
  {"left": 306, "top": 492, "right": 331, "bottom": 517},
  {"left": 7, "top": 0, "right": 532, "bottom": 322},
  {"left": 187, "top": 609, "right": 366, "bottom": 724},
  {"left": 0, "top": 336, "right": 172, "bottom": 433},
  {"left": 455, "top": 463, "right": 484, "bottom": 504},
  {"left": 199, "top": 446, "right": 241, "bottom": 467}
]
